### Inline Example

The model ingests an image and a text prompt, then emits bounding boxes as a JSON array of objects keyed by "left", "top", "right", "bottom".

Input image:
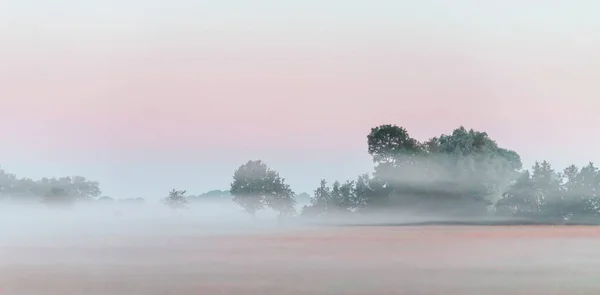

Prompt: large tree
[
  {"left": 366, "top": 125, "right": 523, "bottom": 215},
  {"left": 367, "top": 125, "right": 423, "bottom": 180},
  {"left": 230, "top": 160, "right": 296, "bottom": 217}
]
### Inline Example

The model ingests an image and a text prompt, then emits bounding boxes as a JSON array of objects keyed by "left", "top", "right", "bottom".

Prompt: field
[{"left": 2, "top": 225, "right": 600, "bottom": 295}]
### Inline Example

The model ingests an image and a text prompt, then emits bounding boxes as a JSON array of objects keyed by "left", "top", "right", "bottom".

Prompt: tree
[
  {"left": 188, "top": 190, "right": 232, "bottom": 203},
  {"left": 431, "top": 127, "right": 522, "bottom": 193},
  {"left": 555, "top": 162, "right": 600, "bottom": 220},
  {"left": 295, "top": 192, "right": 311, "bottom": 204},
  {"left": 230, "top": 160, "right": 296, "bottom": 218},
  {"left": 367, "top": 124, "right": 423, "bottom": 166},
  {"left": 0, "top": 166, "right": 105, "bottom": 206},
  {"left": 495, "top": 170, "right": 537, "bottom": 216},
  {"left": 301, "top": 179, "right": 331, "bottom": 217},
  {"left": 365, "top": 124, "right": 523, "bottom": 215},
  {"left": 302, "top": 177, "right": 381, "bottom": 217},
  {"left": 367, "top": 125, "right": 423, "bottom": 183},
  {"left": 69, "top": 176, "right": 102, "bottom": 200},
  {"left": 353, "top": 174, "right": 372, "bottom": 210},
  {"left": 329, "top": 181, "right": 342, "bottom": 212},
  {"left": 530, "top": 161, "right": 563, "bottom": 219},
  {"left": 497, "top": 161, "right": 600, "bottom": 222},
  {"left": 264, "top": 177, "right": 296, "bottom": 217},
  {"left": 338, "top": 180, "right": 356, "bottom": 211},
  {"left": 42, "top": 187, "right": 74, "bottom": 208},
  {"left": 164, "top": 189, "right": 188, "bottom": 209}
]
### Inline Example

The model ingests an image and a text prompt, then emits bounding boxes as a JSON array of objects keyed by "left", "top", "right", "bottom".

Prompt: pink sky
[
  {"left": 1, "top": 1, "right": 599, "bottom": 196},
  {"left": 2, "top": 37, "right": 598, "bottom": 152}
]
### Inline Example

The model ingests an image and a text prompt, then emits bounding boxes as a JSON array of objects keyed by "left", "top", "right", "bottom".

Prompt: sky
[{"left": 1, "top": 1, "right": 600, "bottom": 198}]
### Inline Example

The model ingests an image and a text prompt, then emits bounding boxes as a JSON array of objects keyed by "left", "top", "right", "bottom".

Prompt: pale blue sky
[{"left": 3, "top": 1, "right": 599, "bottom": 37}]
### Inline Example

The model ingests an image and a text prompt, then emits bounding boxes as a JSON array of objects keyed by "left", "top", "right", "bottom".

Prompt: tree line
[
  {"left": 0, "top": 171, "right": 102, "bottom": 206},
  {"left": 227, "top": 125, "right": 600, "bottom": 223},
  {"left": 2, "top": 124, "right": 599, "bottom": 224}
]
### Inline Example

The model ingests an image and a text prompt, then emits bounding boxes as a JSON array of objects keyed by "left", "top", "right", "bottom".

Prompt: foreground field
[{"left": 2, "top": 225, "right": 600, "bottom": 295}]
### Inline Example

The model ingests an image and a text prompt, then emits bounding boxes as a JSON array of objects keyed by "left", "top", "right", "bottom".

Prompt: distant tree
[
  {"left": 265, "top": 180, "right": 296, "bottom": 218},
  {"left": 188, "top": 190, "right": 232, "bottom": 202},
  {"left": 230, "top": 160, "right": 296, "bottom": 218},
  {"left": 69, "top": 176, "right": 102, "bottom": 200},
  {"left": 117, "top": 197, "right": 145, "bottom": 205},
  {"left": 329, "top": 181, "right": 342, "bottom": 211},
  {"left": 302, "top": 175, "right": 392, "bottom": 217},
  {"left": 497, "top": 161, "right": 600, "bottom": 222},
  {"left": 322, "top": 180, "right": 355, "bottom": 214},
  {"left": 164, "top": 189, "right": 188, "bottom": 209},
  {"left": 42, "top": 187, "right": 74, "bottom": 208},
  {"left": 98, "top": 196, "right": 114, "bottom": 204},
  {"left": 312, "top": 179, "right": 331, "bottom": 206},
  {"left": 352, "top": 174, "right": 372, "bottom": 209},
  {"left": 495, "top": 170, "right": 536, "bottom": 216},
  {"left": 301, "top": 179, "right": 332, "bottom": 217},
  {"left": 338, "top": 180, "right": 356, "bottom": 211},
  {"left": 367, "top": 124, "right": 423, "bottom": 167},
  {"left": 0, "top": 166, "right": 104, "bottom": 205},
  {"left": 367, "top": 125, "right": 424, "bottom": 184},
  {"left": 530, "top": 161, "right": 563, "bottom": 218},
  {"left": 550, "top": 162, "right": 600, "bottom": 220},
  {"left": 295, "top": 192, "right": 311, "bottom": 203},
  {"left": 365, "top": 124, "right": 523, "bottom": 215}
]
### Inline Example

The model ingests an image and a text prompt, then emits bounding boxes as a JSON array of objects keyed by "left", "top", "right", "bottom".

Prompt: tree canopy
[
  {"left": 164, "top": 189, "right": 188, "bottom": 209},
  {"left": 0, "top": 168, "right": 101, "bottom": 206},
  {"left": 301, "top": 124, "right": 600, "bottom": 222},
  {"left": 230, "top": 160, "right": 296, "bottom": 217}
]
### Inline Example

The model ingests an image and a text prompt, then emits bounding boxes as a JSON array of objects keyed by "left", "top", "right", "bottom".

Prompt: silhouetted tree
[
  {"left": 301, "top": 179, "right": 331, "bottom": 217},
  {"left": 230, "top": 160, "right": 296, "bottom": 217},
  {"left": 164, "top": 189, "right": 188, "bottom": 209},
  {"left": 366, "top": 124, "right": 522, "bottom": 216}
]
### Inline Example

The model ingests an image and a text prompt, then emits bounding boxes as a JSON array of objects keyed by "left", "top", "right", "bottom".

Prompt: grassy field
[{"left": 2, "top": 225, "right": 600, "bottom": 294}]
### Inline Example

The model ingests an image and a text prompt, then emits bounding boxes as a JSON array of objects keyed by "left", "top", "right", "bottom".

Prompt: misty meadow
[
  {"left": 3, "top": 125, "right": 600, "bottom": 295},
  {"left": 2, "top": 124, "right": 599, "bottom": 225}
]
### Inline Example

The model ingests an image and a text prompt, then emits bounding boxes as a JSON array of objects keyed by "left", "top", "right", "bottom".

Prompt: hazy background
[{"left": 1, "top": 0, "right": 599, "bottom": 198}]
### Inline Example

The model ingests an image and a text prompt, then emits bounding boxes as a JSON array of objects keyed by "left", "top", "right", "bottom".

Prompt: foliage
[
  {"left": 0, "top": 168, "right": 101, "bottom": 205},
  {"left": 164, "top": 189, "right": 188, "bottom": 209},
  {"left": 367, "top": 124, "right": 423, "bottom": 167},
  {"left": 187, "top": 190, "right": 232, "bottom": 202},
  {"left": 3, "top": 122, "right": 600, "bottom": 224},
  {"left": 42, "top": 187, "right": 74, "bottom": 208},
  {"left": 230, "top": 160, "right": 296, "bottom": 217},
  {"left": 496, "top": 162, "right": 600, "bottom": 221},
  {"left": 364, "top": 125, "right": 523, "bottom": 215}
]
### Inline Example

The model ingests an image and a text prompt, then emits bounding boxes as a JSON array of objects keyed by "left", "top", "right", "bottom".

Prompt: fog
[
  {"left": 0, "top": 198, "right": 462, "bottom": 247},
  {"left": 0, "top": 200, "right": 288, "bottom": 246},
  {"left": 2, "top": 199, "right": 600, "bottom": 295},
  {"left": 2, "top": 124, "right": 599, "bottom": 293}
]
